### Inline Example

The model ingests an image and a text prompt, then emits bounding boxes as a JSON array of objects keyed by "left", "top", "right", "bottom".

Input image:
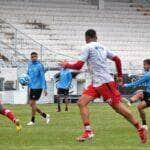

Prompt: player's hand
[
  {"left": 116, "top": 77, "right": 123, "bottom": 86},
  {"left": 58, "top": 60, "right": 68, "bottom": 68},
  {"left": 44, "top": 90, "right": 48, "bottom": 96},
  {"left": 123, "top": 84, "right": 127, "bottom": 88}
]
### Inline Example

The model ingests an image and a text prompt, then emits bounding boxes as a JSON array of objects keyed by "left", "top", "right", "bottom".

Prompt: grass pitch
[{"left": 0, "top": 103, "right": 150, "bottom": 150}]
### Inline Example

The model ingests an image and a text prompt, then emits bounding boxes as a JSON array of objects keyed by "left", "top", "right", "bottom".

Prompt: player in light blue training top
[{"left": 124, "top": 59, "right": 150, "bottom": 129}]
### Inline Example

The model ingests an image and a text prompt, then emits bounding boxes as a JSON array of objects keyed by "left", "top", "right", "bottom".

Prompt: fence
[
  {"left": 0, "top": 12, "right": 149, "bottom": 104},
  {"left": 0, "top": 18, "right": 76, "bottom": 68}
]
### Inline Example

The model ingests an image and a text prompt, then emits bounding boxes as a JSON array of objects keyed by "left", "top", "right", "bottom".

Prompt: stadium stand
[
  {"left": 130, "top": 0, "right": 150, "bottom": 15},
  {"left": 0, "top": 0, "right": 150, "bottom": 73}
]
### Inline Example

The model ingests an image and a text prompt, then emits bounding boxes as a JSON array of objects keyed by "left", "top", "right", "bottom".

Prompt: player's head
[
  {"left": 85, "top": 29, "right": 97, "bottom": 43},
  {"left": 31, "top": 52, "right": 38, "bottom": 62},
  {"left": 143, "top": 59, "right": 150, "bottom": 71}
]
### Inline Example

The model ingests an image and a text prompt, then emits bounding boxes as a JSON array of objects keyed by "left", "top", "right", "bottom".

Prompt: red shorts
[{"left": 82, "top": 82, "right": 121, "bottom": 107}]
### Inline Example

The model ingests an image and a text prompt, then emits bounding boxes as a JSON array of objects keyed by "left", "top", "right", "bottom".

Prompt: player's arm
[
  {"left": 112, "top": 56, "right": 122, "bottom": 78},
  {"left": 124, "top": 75, "right": 149, "bottom": 88},
  {"left": 39, "top": 64, "right": 47, "bottom": 95},
  {"left": 60, "top": 60, "right": 85, "bottom": 70},
  {"left": 107, "top": 51, "right": 123, "bottom": 84},
  {"left": 59, "top": 46, "right": 89, "bottom": 70}
]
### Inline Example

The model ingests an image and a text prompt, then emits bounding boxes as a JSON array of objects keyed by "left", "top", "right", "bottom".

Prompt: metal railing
[
  {"left": 0, "top": 40, "right": 29, "bottom": 67},
  {"left": 0, "top": 15, "right": 149, "bottom": 74},
  {"left": 0, "top": 18, "right": 76, "bottom": 68}
]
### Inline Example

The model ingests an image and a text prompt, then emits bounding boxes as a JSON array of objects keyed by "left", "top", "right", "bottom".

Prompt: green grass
[{"left": 0, "top": 104, "right": 150, "bottom": 150}]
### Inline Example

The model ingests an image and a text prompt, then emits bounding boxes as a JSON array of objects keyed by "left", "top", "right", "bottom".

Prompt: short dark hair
[
  {"left": 144, "top": 59, "right": 150, "bottom": 65},
  {"left": 85, "top": 29, "right": 97, "bottom": 39},
  {"left": 31, "top": 52, "right": 38, "bottom": 56}
]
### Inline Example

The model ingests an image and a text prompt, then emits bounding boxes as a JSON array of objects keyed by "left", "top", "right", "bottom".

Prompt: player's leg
[
  {"left": 130, "top": 90, "right": 143, "bottom": 103},
  {"left": 56, "top": 95, "right": 61, "bottom": 112},
  {"left": 64, "top": 90, "right": 69, "bottom": 111},
  {"left": 34, "top": 89, "right": 50, "bottom": 122},
  {"left": 112, "top": 102, "right": 142, "bottom": 128},
  {"left": 56, "top": 89, "right": 61, "bottom": 112},
  {"left": 136, "top": 91, "right": 150, "bottom": 128},
  {"left": 97, "top": 82, "right": 141, "bottom": 127},
  {"left": 137, "top": 101, "right": 148, "bottom": 128},
  {"left": 96, "top": 82, "right": 148, "bottom": 143},
  {"left": 0, "top": 103, "right": 22, "bottom": 132},
  {"left": 76, "top": 94, "right": 95, "bottom": 141},
  {"left": 28, "top": 89, "right": 50, "bottom": 125},
  {"left": 36, "top": 106, "right": 50, "bottom": 124},
  {"left": 122, "top": 90, "right": 143, "bottom": 106},
  {"left": 29, "top": 89, "right": 50, "bottom": 124},
  {"left": 121, "top": 97, "right": 131, "bottom": 106},
  {"left": 77, "top": 94, "right": 94, "bottom": 127},
  {"left": 64, "top": 96, "right": 69, "bottom": 111},
  {"left": 27, "top": 89, "right": 36, "bottom": 125},
  {"left": 28, "top": 100, "right": 36, "bottom": 125},
  {"left": 76, "top": 84, "right": 99, "bottom": 141},
  {"left": 112, "top": 102, "right": 148, "bottom": 143},
  {"left": 28, "top": 99, "right": 50, "bottom": 124}
]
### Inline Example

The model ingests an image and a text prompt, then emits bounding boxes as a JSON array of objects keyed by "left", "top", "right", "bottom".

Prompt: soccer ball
[{"left": 19, "top": 74, "right": 30, "bottom": 86}]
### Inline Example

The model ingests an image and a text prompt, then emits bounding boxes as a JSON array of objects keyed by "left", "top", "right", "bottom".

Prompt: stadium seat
[{"left": 0, "top": 0, "right": 150, "bottom": 70}]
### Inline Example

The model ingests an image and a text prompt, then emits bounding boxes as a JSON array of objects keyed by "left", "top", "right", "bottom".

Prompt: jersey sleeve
[
  {"left": 104, "top": 46, "right": 115, "bottom": 60},
  {"left": 125, "top": 74, "right": 149, "bottom": 88},
  {"left": 78, "top": 46, "right": 90, "bottom": 62},
  {"left": 106, "top": 50, "right": 115, "bottom": 60}
]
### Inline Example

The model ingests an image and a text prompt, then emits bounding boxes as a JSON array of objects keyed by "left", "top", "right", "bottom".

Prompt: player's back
[
  {"left": 81, "top": 42, "right": 114, "bottom": 87},
  {"left": 86, "top": 42, "right": 109, "bottom": 68}
]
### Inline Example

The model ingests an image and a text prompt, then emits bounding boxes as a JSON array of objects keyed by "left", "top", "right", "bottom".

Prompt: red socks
[
  {"left": 84, "top": 122, "right": 91, "bottom": 132},
  {"left": 134, "top": 122, "right": 142, "bottom": 130},
  {"left": 1, "top": 108, "right": 16, "bottom": 124}
]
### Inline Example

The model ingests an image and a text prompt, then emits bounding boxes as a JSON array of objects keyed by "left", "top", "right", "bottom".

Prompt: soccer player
[
  {"left": 59, "top": 29, "right": 147, "bottom": 143},
  {"left": 56, "top": 68, "right": 72, "bottom": 112},
  {"left": 27, "top": 52, "right": 50, "bottom": 126},
  {"left": 0, "top": 102, "right": 22, "bottom": 132},
  {"left": 124, "top": 59, "right": 150, "bottom": 129}
]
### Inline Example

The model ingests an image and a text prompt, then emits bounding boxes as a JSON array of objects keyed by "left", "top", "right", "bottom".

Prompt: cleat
[
  {"left": 127, "top": 101, "right": 131, "bottom": 106},
  {"left": 122, "top": 97, "right": 131, "bottom": 106},
  {"left": 65, "top": 108, "right": 68, "bottom": 112},
  {"left": 137, "top": 127, "right": 148, "bottom": 144},
  {"left": 15, "top": 119, "right": 22, "bottom": 132},
  {"left": 76, "top": 130, "right": 95, "bottom": 142},
  {"left": 56, "top": 109, "right": 61, "bottom": 112},
  {"left": 27, "top": 121, "right": 35, "bottom": 126},
  {"left": 16, "top": 125, "right": 22, "bottom": 133},
  {"left": 45, "top": 114, "right": 50, "bottom": 124},
  {"left": 143, "top": 125, "right": 148, "bottom": 130}
]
